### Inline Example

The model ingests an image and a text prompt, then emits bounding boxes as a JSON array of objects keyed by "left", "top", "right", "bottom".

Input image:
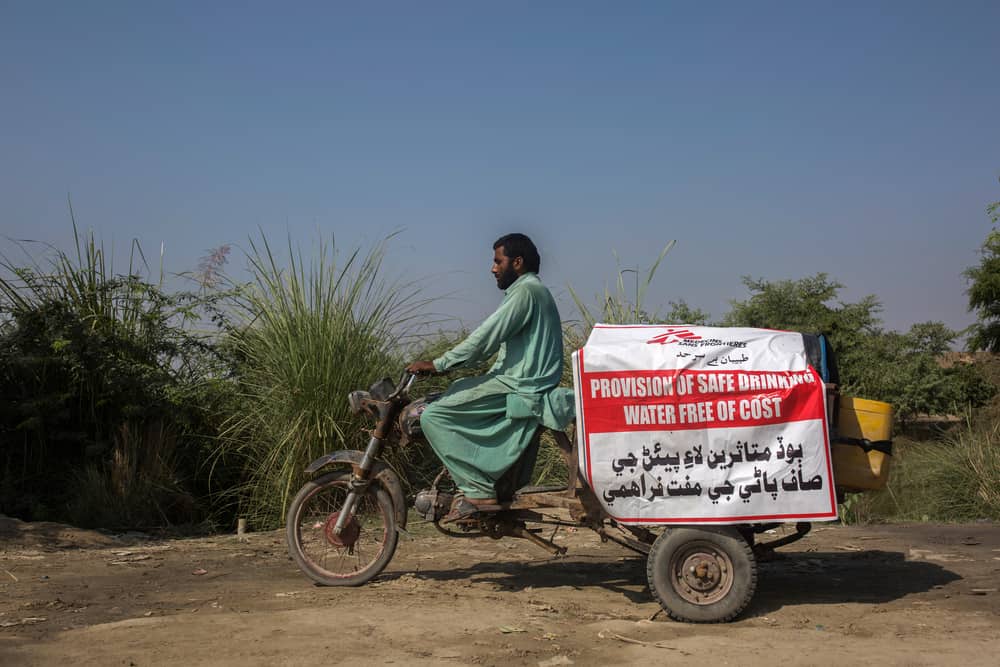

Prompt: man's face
[{"left": 492, "top": 246, "right": 521, "bottom": 290}]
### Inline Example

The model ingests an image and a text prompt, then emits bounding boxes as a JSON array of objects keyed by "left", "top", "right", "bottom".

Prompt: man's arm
[
  {"left": 435, "top": 287, "right": 534, "bottom": 371},
  {"left": 408, "top": 287, "right": 534, "bottom": 374}
]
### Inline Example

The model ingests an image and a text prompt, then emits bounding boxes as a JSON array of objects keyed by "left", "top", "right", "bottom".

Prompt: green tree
[
  {"left": 850, "top": 323, "right": 993, "bottom": 420},
  {"left": 966, "top": 195, "right": 1000, "bottom": 352},
  {"left": 664, "top": 299, "right": 710, "bottom": 325},
  {"left": 722, "top": 274, "right": 881, "bottom": 388},
  {"left": 723, "top": 274, "right": 881, "bottom": 337}
]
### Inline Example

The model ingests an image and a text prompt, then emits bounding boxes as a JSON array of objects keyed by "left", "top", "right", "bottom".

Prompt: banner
[{"left": 571, "top": 325, "right": 837, "bottom": 525}]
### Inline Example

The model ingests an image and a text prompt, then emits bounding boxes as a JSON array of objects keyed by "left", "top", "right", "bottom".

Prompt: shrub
[{"left": 0, "top": 223, "right": 229, "bottom": 527}]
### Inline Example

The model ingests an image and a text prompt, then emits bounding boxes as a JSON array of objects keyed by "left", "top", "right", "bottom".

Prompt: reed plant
[
  {"left": 216, "top": 233, "right": 428, "bottom": 528},
  {"left": 568, "top": 240, "right": 676, "bottom": 329}
]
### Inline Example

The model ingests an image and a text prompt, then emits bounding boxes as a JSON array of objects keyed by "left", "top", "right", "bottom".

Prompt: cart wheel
[{"left": 646, "top": 526, "right": 757, "bottom": 623}]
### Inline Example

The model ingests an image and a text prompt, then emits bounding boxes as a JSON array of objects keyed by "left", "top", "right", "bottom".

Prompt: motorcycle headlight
[{"left": 347, "top": 391, "right": 370, "bottom": 414}]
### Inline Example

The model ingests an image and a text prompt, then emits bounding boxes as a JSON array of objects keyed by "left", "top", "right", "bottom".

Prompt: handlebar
[{"left": 388, "top": 372, "right": 418, "bottom": 401}]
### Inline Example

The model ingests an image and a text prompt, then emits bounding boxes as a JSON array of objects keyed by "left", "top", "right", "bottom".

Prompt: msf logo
[{"left": 646, "top": 327, "right": 702, "bottom": 345}]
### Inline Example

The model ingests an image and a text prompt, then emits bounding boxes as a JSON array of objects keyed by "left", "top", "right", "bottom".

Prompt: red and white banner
[{"left": 571, "top": 325, "right": 837, "bottom": 525}]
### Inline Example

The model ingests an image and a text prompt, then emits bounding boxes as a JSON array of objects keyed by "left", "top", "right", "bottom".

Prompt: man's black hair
[{"left": 493, "top": 233, "right": 541, "bottom": 273}]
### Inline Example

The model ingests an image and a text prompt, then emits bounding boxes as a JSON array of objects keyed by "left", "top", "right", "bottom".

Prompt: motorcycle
[{"left": 286, "top": 371, "right": 816, "bottom": 623}]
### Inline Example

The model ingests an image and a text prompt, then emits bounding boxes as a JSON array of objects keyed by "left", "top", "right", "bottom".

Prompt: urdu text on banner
[{"left": 571, "top": 325, "right": 838, "bottom": 525}]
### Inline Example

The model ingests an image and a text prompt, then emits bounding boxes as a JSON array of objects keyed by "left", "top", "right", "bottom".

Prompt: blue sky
[{"left": 2, "top": 1, "right": 998, "bottom": 337}]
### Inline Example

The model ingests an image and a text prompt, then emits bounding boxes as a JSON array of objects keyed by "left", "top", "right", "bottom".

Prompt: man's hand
[{"left": 406, "top": 360, "right": 438, "bottom": 375}]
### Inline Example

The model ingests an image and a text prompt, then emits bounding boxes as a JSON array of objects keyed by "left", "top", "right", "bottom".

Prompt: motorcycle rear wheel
[{"left": 286, "top": 470, "right": 398, "bottom": 586}]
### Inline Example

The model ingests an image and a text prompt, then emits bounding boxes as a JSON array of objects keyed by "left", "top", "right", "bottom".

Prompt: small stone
[{"left": 538, "top": 657, "right": 574, "bottom": 667}]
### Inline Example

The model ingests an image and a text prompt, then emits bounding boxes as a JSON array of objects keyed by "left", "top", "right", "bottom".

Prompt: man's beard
[{"left": 495, "top": 266, "right": 518, "bottom": 290}]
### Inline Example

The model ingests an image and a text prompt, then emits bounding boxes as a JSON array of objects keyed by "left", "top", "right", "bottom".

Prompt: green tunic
[{"left": 421, "top": 272, "right": 575, "bottom": 499}]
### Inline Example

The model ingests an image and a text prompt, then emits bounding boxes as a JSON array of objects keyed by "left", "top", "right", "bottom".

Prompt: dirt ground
[{"left": 1, "top": 514, "right": 998, "bottom": 667}]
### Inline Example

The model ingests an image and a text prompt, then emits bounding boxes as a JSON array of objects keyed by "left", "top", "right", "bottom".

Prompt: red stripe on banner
[
  {"left": 607, "top": 509, "right": 839, "bottom": 524},
  {"left": 580, "top": 368, "right": 825, "bottom": 434}
]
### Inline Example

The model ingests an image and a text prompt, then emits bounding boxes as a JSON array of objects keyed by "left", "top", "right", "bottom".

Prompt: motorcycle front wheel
[{"left": 286, "top": 470, "right": 398, "bottom": 586}]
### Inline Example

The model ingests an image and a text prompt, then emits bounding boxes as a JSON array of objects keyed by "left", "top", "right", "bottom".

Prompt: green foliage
[
  {"left": 724, "top": 274, "right": 876, "bottom": 406},
  {"left": 722, "top": 273, "right": 878, "bottom": 387},
  {"left": 664, "top": 299, "right": 710, "bottom": 325},
  {"left": 0, "top": 222, "right": 230, "bottom": 527},
  {"left": 214, "top": 233, "right": 427, "bottom": 529},
  {"left": 63, "top": 423, "right": 197, "bottom": 528},
  {"left": 723, "top": 273, "right": 882, "bottom": 344},
  {"left": 849, "top": 323, "right": 994, "bottom": 419},
  {"left": 965, "top": 194, "right": 1000, "bottom": 352},
  {"left": 7, "top": 210, "right": 999, "bottom": 532}
]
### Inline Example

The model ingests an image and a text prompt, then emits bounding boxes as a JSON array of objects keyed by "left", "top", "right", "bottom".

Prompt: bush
[{"left": 0, "top": 224, "right": 230, "bottom": 528}]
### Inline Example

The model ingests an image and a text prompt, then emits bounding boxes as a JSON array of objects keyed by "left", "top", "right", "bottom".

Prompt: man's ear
[{"left": 512, "top": 256, "right": 525, "bottom": 273}]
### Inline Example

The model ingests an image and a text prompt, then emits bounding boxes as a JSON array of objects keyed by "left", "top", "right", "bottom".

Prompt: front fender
[{"left": 304, "top": 450, "right": 407, "bottom": 529}]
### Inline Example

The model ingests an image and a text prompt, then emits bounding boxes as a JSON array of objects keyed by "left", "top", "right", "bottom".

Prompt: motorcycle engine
[{"left": 414, "top": 488, "right": 454, "bottom": 521}]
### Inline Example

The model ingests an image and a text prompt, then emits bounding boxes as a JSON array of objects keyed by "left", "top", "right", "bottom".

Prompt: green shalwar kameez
[{"left": 422, "top": 273, "right": 574, "bottom": 499}]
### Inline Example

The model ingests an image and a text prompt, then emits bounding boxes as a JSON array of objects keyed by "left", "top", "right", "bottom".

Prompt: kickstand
[{"left": 509, "top": 524, "right": 567, "bottom": 556}]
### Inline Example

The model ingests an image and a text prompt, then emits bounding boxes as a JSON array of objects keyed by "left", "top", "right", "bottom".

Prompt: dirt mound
[{"left": 0, "top": 514, "right": 123, "bottom": 551}]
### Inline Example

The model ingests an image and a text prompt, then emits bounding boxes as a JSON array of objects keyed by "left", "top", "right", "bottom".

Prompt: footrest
[{"left": 514, "top": 485, "right": 567, "bottom": 495}]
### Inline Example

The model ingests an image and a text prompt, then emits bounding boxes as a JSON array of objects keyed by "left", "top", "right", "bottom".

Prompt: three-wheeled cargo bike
[{"left": 286, "top": 331, "right": 893, "bottom": 623}]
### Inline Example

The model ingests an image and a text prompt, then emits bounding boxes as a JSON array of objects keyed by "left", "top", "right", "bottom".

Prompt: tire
[
  {"left": 286, "top": 470, "right": 398, "bottom": 586},
  {"left": 646, "top": 526, "right": 757, "bottom": 623}
]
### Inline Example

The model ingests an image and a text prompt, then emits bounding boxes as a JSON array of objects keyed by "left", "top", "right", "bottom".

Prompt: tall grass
[
  {"left": 842, "top": 419, "right": 1000, "bottom": 523},
  {"left": 217, "top": 233, "right": 428, "bottom": 528}
]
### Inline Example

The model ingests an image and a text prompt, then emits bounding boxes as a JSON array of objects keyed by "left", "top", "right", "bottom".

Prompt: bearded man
[{"left": 406, "top": 233, "right": 574, "bottom": 521}]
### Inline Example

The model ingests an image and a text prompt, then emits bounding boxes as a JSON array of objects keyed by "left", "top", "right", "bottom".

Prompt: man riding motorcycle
[{"left": 406, "top": 233, "right": 574, "bottom": 522}]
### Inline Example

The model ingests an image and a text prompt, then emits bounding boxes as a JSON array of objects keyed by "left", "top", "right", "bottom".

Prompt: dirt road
[{"left": 1, "top": 515, "right": 998, "bottom": 666}]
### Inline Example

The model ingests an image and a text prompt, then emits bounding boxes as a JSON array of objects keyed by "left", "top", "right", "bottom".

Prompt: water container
[{"left": 832, "top": 397, "right": 893, "bottom": 492}]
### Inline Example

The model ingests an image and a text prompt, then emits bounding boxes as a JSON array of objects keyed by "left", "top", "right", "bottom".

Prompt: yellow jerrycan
[{"left": 832, "top": 397, "right": 893, "bottom": 492}]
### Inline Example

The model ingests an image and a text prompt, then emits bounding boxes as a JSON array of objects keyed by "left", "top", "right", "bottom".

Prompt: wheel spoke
[{"left": 287, "top": 472, "right": 397, "bottom": 585}]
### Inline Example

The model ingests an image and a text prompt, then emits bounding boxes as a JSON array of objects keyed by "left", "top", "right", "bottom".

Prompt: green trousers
[{"left": 420, "top": 375, "right": 538, "bottom": 499}]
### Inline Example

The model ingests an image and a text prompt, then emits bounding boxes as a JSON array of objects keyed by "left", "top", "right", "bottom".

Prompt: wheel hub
[
  {"left": 322, "top": 512, "right": 360, "bottom": 547},
  {"left": 681, "top": 555, "right": 723, "bottom": 591},
  {"left": 670, "top": 542, "right": 734, "bottom": 605}
]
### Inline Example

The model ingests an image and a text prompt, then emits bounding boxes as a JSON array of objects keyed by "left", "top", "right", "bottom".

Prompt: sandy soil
[{"left": 1, "top": 514, "right": 998, "bottom": 666}]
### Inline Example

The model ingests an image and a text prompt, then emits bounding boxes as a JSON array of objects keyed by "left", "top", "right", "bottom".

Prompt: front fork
[{"left": 332, "top": 434, "right": 382, "bottom": 535}]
